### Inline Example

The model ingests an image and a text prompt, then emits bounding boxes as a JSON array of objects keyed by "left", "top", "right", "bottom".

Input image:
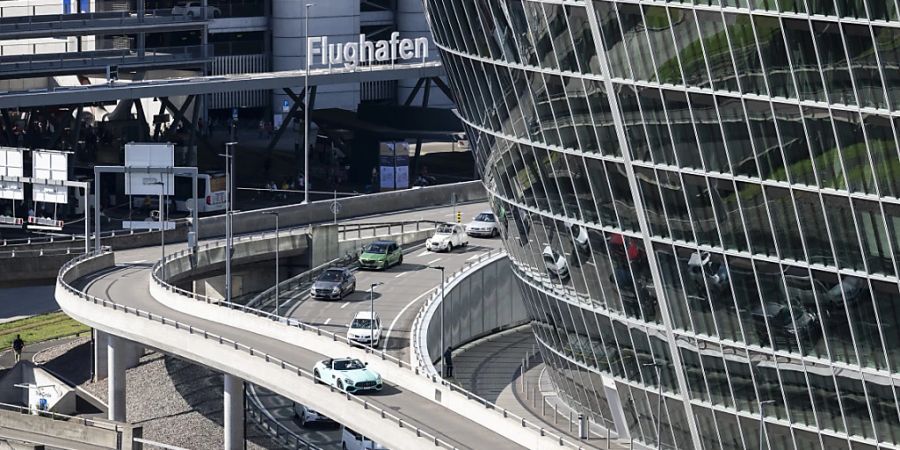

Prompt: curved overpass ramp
[{"left": 56, "top": 207, "right": 580, "bottom": 450}]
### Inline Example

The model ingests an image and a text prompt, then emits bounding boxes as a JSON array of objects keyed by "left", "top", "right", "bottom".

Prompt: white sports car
[{"left": 313, "top": 357, "right": 382, "bottom": 393}]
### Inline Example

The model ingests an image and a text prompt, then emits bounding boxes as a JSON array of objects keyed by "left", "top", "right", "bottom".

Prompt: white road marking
[
  {"left": 324, "top": 318, "right": 332, "bottom": 325},
  {"left": 383, "top": 287, "right": 439, "bottom": 352},
  {"left": 427, "top": 257, "right": 443, "bottom": 265},
  {"left": 416, "top": 250, "right": 432, "bottom": 257},
  {"left": 126, "top": 259, "right": 147, "bottom": 264},
  {"left": 466, "top": 253, "right": 485, "bottom": 261},
  {"left": 340, "top": 302, "right": 350, "bottom": 309},
  {"left": 394, "top": 272, "right": 407, "bottom": 278}
]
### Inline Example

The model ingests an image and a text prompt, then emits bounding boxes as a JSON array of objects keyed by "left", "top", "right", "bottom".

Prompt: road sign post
[{"left": 330, "top": 192, "right": 342, "bottom": 224}]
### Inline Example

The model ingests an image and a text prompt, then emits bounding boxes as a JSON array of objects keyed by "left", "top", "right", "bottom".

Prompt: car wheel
[
  {"left": 491, "top": 228, "right": 499, "bottom": 238},
  {"left": 313, "top": 369, "right": 321, "bottom": 384},
  {"left": 299, "top": 411, "right": 308, "bottom": 427},
  {"left": 342, "top": 444, "right": 348, "bottom": 450},
  {"left": 399, "top": 254, "right": 403, "bottom": 265},
  {"left": 187, "top": 11, "right": 194, "bottom": 18},
  {"left": 337, "top": 379, "right": 344, "bottom": 391},
  {"left": 447, "top": 243, "right": 453, "bottom": 252}
]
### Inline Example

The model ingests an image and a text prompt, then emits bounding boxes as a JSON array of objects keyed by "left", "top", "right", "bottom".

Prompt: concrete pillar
[
  {"left": 107, "top": 335, "right": 126, "bottom": 422},
  {"left": 223, "top": 374, "right": 245, "bottom": 450}
]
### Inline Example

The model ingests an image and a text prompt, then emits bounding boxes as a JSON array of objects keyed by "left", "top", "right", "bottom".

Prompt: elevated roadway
[
  {"left": 1, "top": 61, "right": 444, "bottom": 108},
  {"left": 57, "top": 203, "right": 583, "bottom": 450}
]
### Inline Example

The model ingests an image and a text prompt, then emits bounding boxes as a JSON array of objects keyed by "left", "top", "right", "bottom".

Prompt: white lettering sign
[{"left": 307, "top": 32, "right": 429, "bottom": 68}]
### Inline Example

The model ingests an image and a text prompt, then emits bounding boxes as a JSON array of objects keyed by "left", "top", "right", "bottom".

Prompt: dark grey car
[{"left": 311, "top": 268, "right": 356, "bottom": 300}]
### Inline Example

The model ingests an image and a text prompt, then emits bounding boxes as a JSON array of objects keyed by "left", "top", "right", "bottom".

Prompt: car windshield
[
  {"left": 351, "top": 318, "right": 374, "bottom": 329},
  {"left": 364, "top": 243, "right": 388, "bottom": 254},
  {"left": 333, "top": 359, "right": 365, "bottom": 371},
  {"left": 475, "top": 213, "right": 495, "bottom": 222},
  {"left": 437, "top": 224, "right": 454, "bottom": 233},
  {"left": 318, "top": 270, "right": 343, "bottom": 282}
]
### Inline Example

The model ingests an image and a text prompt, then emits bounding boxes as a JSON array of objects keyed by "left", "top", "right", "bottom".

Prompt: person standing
[
  {"left": 443, "top": 347, "right": 453, "bottom": 378},
  {"left": 12, "top": 335, "right": 24, "bottom": 363}
]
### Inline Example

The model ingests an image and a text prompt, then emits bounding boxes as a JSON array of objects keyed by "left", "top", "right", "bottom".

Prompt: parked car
[
  {"left": 347, "top": 311, "right": 382, "bottom": 347},
  {"left": 292, "top": 403, "right": 333, "bottom": 427},
  {"left": 542, "top": 245, "right": 569, "bottom": 279},
  {"left": 341, "top": 426, "right": 387, "bottom": 450},
  {"left": 466, "top": 211, "right": 500, "bottom": 237},
  {"left": 311, "top": 267, "right": 356, "bottom": 300},
  {"left": 171, "top": 1, "right": 220, "bottom": 17},
  {"left": 426, "top": 223, "right": 468, "bottom": 252},
  {"left": 313, "top": 358, "right": 382, "bottom": 393},
  {"left": 358, "top": 240, "right": 403, "bottom": 270}
]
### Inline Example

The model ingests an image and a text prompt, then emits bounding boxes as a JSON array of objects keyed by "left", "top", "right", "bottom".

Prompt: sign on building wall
[
  {"left": 31, "top": 150, "right": 68, "bottom": 204},
  {"left": 0, "top": 147, "right": 24, "bottom": 200},
  {"left": 308, "top": 32, "right": 429, "bottom": 69},
  {"left": 125, "top": 143, "right": 175, "bottom": 196},
  {"left": 379, "top": 141, "right": 410, "bottom": 191}
]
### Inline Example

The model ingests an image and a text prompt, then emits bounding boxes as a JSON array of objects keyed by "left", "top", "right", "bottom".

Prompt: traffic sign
[
  {"left": 330, "top": 201, "right": 342, "bottom": 215},
  {"left": 232, "top": 108, "right": 239, "bottom": 120},
  {"left": 282, "top": 99, "right": 290, "bottom": 113}
]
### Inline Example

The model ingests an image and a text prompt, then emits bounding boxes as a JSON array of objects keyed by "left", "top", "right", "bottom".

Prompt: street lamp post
[
  {"left": 643, "top": 362, "right": 663, "bottom": 447},
  {"left": 221, "top": 142, "right": 237, "bottom": 302},
  {"left": 759, "top": 400, "right": 775, "bottom": 450},
  {"left": 302, "top": 3, "right": 313, "bottom": 205},
  {"left": 262, "top": 212, "right": 280, "bottom": 316},
  {"left": 428, "top": 265, "right": 446, "bottom": 376},
  {"left": 369, "top": 282, "right": 383, "bottom": 349},
  {"left": 149, "top": 181, "right": 166, "bottom": 278}
]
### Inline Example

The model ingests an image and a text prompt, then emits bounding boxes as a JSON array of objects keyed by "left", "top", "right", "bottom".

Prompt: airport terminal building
[{"left": 423, "top": 1, "right": 900, "bottom": 449}]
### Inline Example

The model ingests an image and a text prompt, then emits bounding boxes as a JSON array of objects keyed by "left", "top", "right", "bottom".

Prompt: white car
[
  {"left": 292, "top": 403, "right": 332, "bottom": 427},
  {"left": 542, "top": 245, "right": 569, "bottom": 279},
  {"left": 342, "top": 426, "right": 387, "bottom": 450},
  {"left": 426, "top": 223, "right": 468, "bottom": 252},
  {"left": 172, "top": 1, "right": 220, "bottom": 17},
  {"left": 466, "top": 211, "right": 500, "bottom": 237},
  {"left": 313, "top": 357, "right": 382, "bottom": 393},
  {"left": 347, "top": 311, "right": 382, "bottom": 347}
]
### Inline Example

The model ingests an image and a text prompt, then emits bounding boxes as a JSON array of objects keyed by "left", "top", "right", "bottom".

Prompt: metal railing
[
  {"left": 0, "top": 8, "right": 209, "bottom": 28},
  {"left": 0, "top": 44, "right": 213, "bottom": 73},
  {"left": 57, "top": 250, "right": 461, "bottom": 450},
  {"left": 148, "top": 233, "right": 588, "bottom": 449},
  {"left": 0, "top": 246, "right": 86, "bottom": 258},
  {"left": 0, "top": 401, "right": 126, "bottom": 432}
]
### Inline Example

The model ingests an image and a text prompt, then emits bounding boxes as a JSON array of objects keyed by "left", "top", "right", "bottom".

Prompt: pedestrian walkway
[{"left": 451, "top": 328, "right": 633, "bottom": 450}]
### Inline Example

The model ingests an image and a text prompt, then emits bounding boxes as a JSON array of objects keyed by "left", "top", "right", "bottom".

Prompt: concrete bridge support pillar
[
  {"left": 107, "top": 335, "right": 126, "bottom": 422},
  {"left": 223, "top": 374, "right": 245, "bottom": 450}
]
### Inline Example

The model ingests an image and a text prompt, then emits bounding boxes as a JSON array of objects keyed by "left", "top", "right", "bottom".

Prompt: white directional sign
[
  {"left": 32, "top": 150, "right": 68, "bottom": 204},
  {"left": 0, "top": 147, "right": 24, "bottom": 200},
  {"left": 125, "top": 143, "right": 175, "bottom": 196}
]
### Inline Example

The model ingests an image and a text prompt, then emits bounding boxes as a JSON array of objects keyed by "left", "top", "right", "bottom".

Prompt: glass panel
[
  {"left": 689, "top": 93, "right": 730, "bottom": 174},
  {"left": 724, "top": 12, "right": 766, "bottom": 96},
  {"left": 753, "top": 15, "right": 795, "bottom": 99},
  {"left": 813, "top": 21, "right": 857, "bottom": 106},
  {"left": 782, "top": 18, "right": 827, "bottom": 103},
  {"left": 843, "top": 23, "right": 887, "bottom": 109}
]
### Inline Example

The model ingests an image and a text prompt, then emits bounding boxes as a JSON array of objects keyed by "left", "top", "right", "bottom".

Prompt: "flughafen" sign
[{"left": 307, "top": 32, "right": 429, "bottom": 68}]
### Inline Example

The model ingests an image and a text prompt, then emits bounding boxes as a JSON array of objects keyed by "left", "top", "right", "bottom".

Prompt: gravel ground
[
  {"left": 33, "top": 336, "right": 90, "bottom": 365},
  {"left": 81, "top": 352, "right": 280, "bottom": 449}
]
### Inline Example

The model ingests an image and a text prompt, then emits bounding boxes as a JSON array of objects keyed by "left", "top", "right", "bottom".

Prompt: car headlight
[
  {"left": 344, "top": 378, "right": 353, "bottom": 385},
  {"left": 332, "top": 287, "right": 340, "bottom": 293}
]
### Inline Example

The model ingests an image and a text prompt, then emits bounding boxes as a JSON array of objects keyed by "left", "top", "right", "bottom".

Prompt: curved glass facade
[{"left": 423, "top": 1, "right": 900, "bottom": 449}]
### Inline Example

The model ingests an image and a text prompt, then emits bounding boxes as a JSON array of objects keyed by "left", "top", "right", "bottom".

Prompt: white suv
[{"left": 347, "top": 311, "right": 381, "bottom": 347}]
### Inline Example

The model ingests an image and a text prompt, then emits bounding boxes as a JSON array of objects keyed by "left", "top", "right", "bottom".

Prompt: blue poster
[
  {"left": 81, "top": 0, "right": 90, "bottom": 12},
  {"left": 62, "top": 0, "right": 71, "bottom": 14}
]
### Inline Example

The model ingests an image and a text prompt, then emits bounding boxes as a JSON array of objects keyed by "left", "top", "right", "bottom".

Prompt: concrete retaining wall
[{"left": 0, "top": 408, "right": 141, "bottom": 450}]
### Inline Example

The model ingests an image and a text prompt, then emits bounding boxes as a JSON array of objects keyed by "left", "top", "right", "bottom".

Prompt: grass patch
[{"left": 0, "top": 312, "right": 90, "bottom": 350}]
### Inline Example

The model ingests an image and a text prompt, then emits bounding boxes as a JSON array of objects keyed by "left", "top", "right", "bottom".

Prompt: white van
[
  {"left": 341, "top": 426, "right": 386, "bottom": 450},
  {"left": 174, "top": 172, "right": 227, "bottom": 213}
]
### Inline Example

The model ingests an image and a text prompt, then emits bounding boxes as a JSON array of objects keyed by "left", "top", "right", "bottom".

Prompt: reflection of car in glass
[
  {"left": 466, "top": 211, "right": 500, "bottom": 237},
  {"left": 569, "top": 223, "right": 590, "bottom": 256},
  {"left": 542, "top": 245, "right": 569, "bottom": 279},
  {"left": 171, "top": 1, "right": 220, "bottom": 17},
  {"left": 687, "top": 251, "right": 729, "bottom": 293},
  {"left": 751, "top": 301, "right": 818, "bottom": 343},
  {"left": 426, "top": 223, "right": 468, "bottom": 252},
  {"left": 313, "top": 358, "right": 382, "bottom": 393},
  {"left": 342, "top": 426, "right": 387, "bottom": 450},
  {"left": 292, "top": 402, "right": 333, "bottom": 427},
  {"left": 358, "top": 240, "right": 403, "bottom": 270},
  {"left": 783, "top": 274, "right": 866, "bottom": 314},
  {"left": 347, "top": 311, "right": 381, "bottom": 347},
  {"left": 311, "top": 268, "right": 356, "bottom": 300}
]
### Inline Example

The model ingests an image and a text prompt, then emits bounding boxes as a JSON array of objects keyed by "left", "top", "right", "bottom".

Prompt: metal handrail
[
  {"left": 56, "top": 250, "right": 460, "bottom": 450},
  {"left": 148, "top": 237, "right": 587, "bottom": 449},
  {"left": 245, "top": 384, "right": 323, "bottom": 450},
  {"left": 0, "top": 401, "right": 125, "bottom": 432}
]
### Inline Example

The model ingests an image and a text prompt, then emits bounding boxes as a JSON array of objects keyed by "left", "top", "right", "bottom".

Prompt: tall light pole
[
  {"left": 302, "top": 3, "right": 313, "bottom": 205},
  {"left": 428, "top": 265, "right": 445, "bottom": 376},
  {"left": 150, "top": 181, "right": 166, "bottom": 279},
  {"left": 262, "top": 212, "right": 280, "bottom": 316},
  {"left": 759, "top": 400, "right": 775, "bottom": 450},
  {"left": 221, "top": 142, "right": 237, "bottom": 302},
  {"left": 643, "top": 362, "right": 663, "bottom": 447},
  {"left": 369, "top": 282, "right": 383, "bottom": 349}
]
